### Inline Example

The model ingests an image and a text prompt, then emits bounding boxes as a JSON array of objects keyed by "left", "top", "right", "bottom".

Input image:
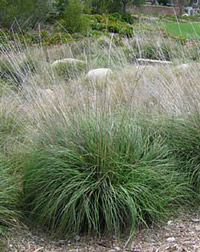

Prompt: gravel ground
[{"left": 4, "top": 210, "right": 200, "bottom": 252}]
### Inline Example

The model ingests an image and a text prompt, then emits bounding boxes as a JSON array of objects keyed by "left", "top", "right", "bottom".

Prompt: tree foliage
[
  {"left": 89, "top": 0, "right": 144, "bottom": 13},
  {"left": 0, "top": 0, "right": 52, "bottom": 28},
  {"left": 58, "top": 0, "right": 87, "bottom": 33}
]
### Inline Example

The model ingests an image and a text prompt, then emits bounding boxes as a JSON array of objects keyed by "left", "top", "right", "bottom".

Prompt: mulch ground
[{"left": 4, "top": 210, "right": 200, "bottom": 252}]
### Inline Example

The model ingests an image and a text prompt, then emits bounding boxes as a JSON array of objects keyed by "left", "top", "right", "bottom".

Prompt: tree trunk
[{"left": 122, "top": 0, "right": 127, "bottom": 13}]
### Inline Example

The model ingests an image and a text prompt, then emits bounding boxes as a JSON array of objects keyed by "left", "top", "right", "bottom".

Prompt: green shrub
[
  {"left": 54, "top": 0, "right": 69, "bottom": 18},
  {"left": 108, "top": 13, "right": 135, "bottom": 24},
  {"left": 84, "top": 14, "right": 134, "bottom": 36},
  {"left": 23, "top": 115, "right": 191, "bottom": 237},
  {"left": 90, "top": 0, "right": 112, "bottom": 14},
  {"left": 58, "top": 0, "right": 88, "bottom": 33}
]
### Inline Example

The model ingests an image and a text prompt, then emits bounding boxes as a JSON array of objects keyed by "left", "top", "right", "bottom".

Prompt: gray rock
[{"left": 86, "top": 68, "right": 113, "bottom": 83}]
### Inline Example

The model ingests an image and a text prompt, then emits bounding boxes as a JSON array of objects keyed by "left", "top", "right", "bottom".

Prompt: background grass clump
[
  {"left": 0, "top": 159, "right": 21, "bottom": 239},
  {"left": 22, "top": 114, "right": 191, "bottom": 237},
  {"left": 52, "top": 59, "right": 87, "bottom": 79},
  {"left": 162, "top": 113, "right": 200, "bottom": 191}
]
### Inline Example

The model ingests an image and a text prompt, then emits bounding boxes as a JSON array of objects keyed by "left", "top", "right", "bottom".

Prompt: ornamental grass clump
[
  {"left": 163, "top": 113, "right": 200, "bottom": 190},
  {"left": 0, "top": 159, "right": 20, "bottom": 237},
  {"left": 23, "top": 114, "right": 191, "bottom": 237}
]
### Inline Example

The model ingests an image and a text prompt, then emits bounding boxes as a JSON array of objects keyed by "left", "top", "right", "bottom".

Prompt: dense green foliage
[
  {"left": 0, "top": 0, "right": 52, "bottom": 28},
  {"left": 23, "top": 115, "right": 191, "bottom": 236},
  {"left": 54, "top": 0, "right": 69, "bottom": 17},
  {"left": 0, "top": 0, "right": 146, "bottom": 30},
  {"left": 58, "top": 0, "right": 87, "bottom": 33}
]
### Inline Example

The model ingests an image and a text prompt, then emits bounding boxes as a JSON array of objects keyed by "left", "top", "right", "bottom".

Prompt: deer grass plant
[
  {"left": 22, "top": 113, "right": 192, "bottom": 237},
  {"left": 0, "top": 158, "right": 21, "bottom": 241},
  {"left": 161, "top": 113, "right": 200, "bottom": 192}
]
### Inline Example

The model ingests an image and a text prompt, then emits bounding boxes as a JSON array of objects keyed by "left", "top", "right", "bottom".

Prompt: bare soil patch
[{"left": 4, "top": 210, "right": 200, "bottom": 252}]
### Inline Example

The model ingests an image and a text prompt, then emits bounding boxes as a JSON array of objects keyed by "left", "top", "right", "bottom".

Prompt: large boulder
[
  {"left": 86, "top": 68, "right": 114, "bottom": 84},
  {"left": 51, "top": 58, "right": 86, "bottom": 79}
]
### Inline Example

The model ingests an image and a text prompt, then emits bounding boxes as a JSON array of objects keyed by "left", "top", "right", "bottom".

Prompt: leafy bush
[
  {"left": 84, "top": 14, "right": 134, "bottom": 36},
  {"left": 54, "top": 0, "right": 91, "bottom": 18},
  {"left": 54, "top": 0, "right": 69, "bottom": 18},
  {"left": 90, "top": 0, "right": 114, "bottom": 14},
  {"left": 58, "top": 0, "right": 88, "bottom": 33},
  {"left": 107, "top": 13, "right": 136, "bottom": 24},
  {"left": 0, "top": 28, "right": 75, "bottom": 49},
  {"left": 23, "top": 115, "right": 191, "bottom": 237}
]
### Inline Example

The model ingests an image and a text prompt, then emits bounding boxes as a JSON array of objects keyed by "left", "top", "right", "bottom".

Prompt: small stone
[
  {"left": 75, "top": 235, "right": 81, "bottom": 242},
  {"left": 167, "top": 220, "right": 173, "bottom": 226},
  {"left": 114, "top": 246, "right": 121, "bottom": 251},
  {"left": 166, "top": 245, "right": 179, "bottom": 251},
  {"left": 57, "top": 240, "right": 65, "bottom": 245},
  {"left": 191, "top": 218, "right": 200, "bottom": 223},
  {"left": 195, "top": 225, "right": 200, "bottom": 231},
  {"left": 166, "top": 237, "right": 176, "bottom": 243}
]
